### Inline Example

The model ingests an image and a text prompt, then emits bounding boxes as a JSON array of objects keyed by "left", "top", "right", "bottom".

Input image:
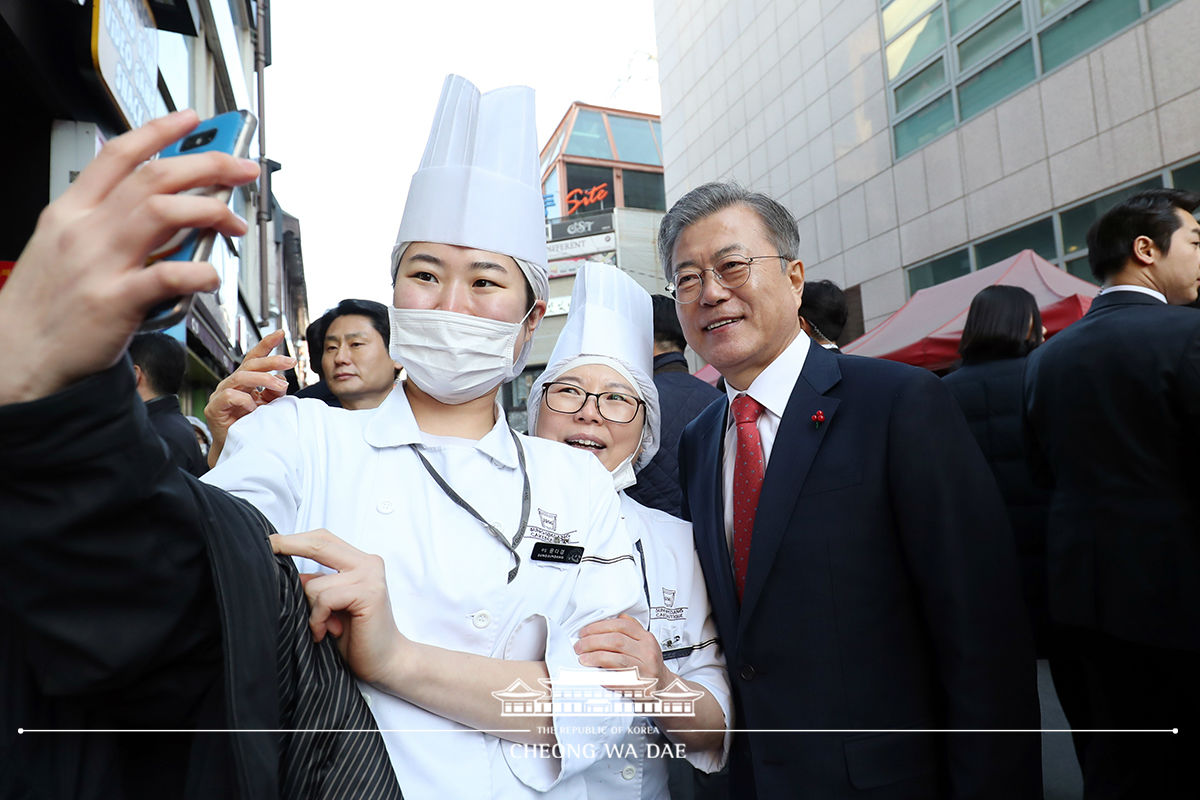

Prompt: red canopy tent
[{"left": 842, "top": 250, "right": 1097, "bottom": 370}]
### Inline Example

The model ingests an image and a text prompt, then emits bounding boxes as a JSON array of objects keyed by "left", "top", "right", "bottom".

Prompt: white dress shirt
[{"left": 721, "top": 331, "right": 811, "bottom": 555}]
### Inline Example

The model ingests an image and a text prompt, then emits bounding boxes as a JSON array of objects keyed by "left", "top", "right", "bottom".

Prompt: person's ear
[
  {"left": 1132, "top": 234, "right": 1157, "bottom": 267},
  {"left": 787, "top": 259, "right": 805, "bottom": 307},
  {"left": 132, "top": 364, "right": 144, "bottom": 388}
]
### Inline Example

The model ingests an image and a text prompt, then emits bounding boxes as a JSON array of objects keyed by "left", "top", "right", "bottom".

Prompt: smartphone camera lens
[{"left": 180, "top": 129, "right": 218, "bottom": 151}]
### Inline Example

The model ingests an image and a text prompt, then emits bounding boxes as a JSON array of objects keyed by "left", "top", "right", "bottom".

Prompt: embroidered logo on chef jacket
[
  {"left": 650, "top": 587, "right": 687, "bottom": 621},
  {"left": 525, "top": 506, "right": 578, "bottom": 545}
]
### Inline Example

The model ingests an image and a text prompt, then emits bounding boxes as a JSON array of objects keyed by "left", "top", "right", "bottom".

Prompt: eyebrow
[
  {"left": 405, "top": 252, "right": 511, "bottom": 274},
  {"left": 674, "top": 243, "right": 749, "bottom": 271},
  {"left": 325, "top": 330, "right": 372, "bottom": 343}
]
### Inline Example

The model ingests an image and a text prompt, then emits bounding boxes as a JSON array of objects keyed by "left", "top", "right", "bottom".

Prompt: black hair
[
  {"left": 650, "top": 294, "right": 687, "bottom": 352},
  {"left": 958, "top": 285, "right": 1043, "bottom": 363},
  {"left": 307, "top": 298, "right": 391, "bottom": 380},
  {"left": 798, "top": 280, "right": 849, "bottom": 343},
  {"left": 1087, "top": 188, "right": 1200, "bottom": 281},
  {"left": 128, "top": 332, "right": 187, "bottom": 396}
]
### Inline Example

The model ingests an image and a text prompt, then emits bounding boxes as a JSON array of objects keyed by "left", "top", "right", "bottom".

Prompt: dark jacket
[
  {"left": 145, "top": 393, "right": 208, "bottom": 477},
  {"left": 1024, "top": 291, "right": 1200, "bottom": 651},
  {"left": 0, "top": 360, "right": 402, "bottom": 799},
  {"left": 626, "top": 351, "right": 723, "bottom": 517},
  {"left": 680, "top": 345, "right": 1040, "bottom": 799},
  {"left": 943, "top": 357, "right": 1050, "bottom": 654}
]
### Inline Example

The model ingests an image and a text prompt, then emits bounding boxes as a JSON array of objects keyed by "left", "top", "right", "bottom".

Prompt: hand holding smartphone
[{"left": 142, "top": 110, "right": 258, "bottom": 331}]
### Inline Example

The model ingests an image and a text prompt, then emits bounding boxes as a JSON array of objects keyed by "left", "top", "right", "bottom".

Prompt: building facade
[
  {"left": 654, "top": 0, "right": 1200, "bottom": 336},
  {"left": 504, "top": 102, "right": 669, "bottom": 429},
  {"left": 0, "top": 0, "right": 309, "bottom": 414}
]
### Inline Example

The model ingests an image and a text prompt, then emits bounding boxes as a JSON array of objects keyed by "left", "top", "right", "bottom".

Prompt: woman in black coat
[{"left": 942, "top": 285, "right": 1049, "bottom": 653}]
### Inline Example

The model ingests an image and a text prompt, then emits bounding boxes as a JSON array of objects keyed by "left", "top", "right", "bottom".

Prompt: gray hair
[{"left": 657, "top": 182, "right": 801, "bottom": 283}]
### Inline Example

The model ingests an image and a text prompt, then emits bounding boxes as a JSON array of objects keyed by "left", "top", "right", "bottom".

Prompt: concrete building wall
[{"left": 654, "top": 0, "right": 1200, "bottom": 331}]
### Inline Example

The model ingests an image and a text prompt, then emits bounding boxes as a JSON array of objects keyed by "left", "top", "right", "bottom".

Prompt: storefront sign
[
  {"left": 564, "top": 183, "right": 609, "bottom": 215},
  {"left": 548, "top": 211, "right": 613, "bottom": 241},
  {"left": 547, "top": 232, "right": 615, "bottom": 261},
  {"left": 92, "top": 0, "right": 159, "bottom": 129}
]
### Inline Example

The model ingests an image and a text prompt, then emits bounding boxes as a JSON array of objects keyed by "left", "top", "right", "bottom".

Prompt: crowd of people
[{"left": 2, "top": 72, "right": 1198, "bottom": 800}]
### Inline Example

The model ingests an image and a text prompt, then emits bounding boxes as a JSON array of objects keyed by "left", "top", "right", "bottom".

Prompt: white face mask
[
  {"left": 609, "top": 451, "right": 638, "bottom": 493},
  {"left": 388, "top": 306, "right": 534, "bottom": 405}
]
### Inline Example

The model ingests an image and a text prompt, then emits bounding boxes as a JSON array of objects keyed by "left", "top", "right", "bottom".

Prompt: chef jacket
[
  {"left": 581, "top": 492, "right": 732, "bottom": 799},
  {"left": 205, "top": 384, "right": 649, "bottom": 799}
]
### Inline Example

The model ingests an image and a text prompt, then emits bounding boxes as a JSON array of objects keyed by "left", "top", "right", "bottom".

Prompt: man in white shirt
[{"left": 1024, "top": 187, "right": 1200, "bottom": 797}]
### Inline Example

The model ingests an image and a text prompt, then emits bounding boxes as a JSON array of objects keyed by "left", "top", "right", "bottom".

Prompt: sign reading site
[{"left": 92, "top": 0, "right": 159, "bottom": 129}]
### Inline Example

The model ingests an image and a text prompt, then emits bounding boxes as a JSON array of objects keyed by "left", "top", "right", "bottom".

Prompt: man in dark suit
[
  {"left": 1024, "top": 188, "right": 1200, "bottom": 797},
  {"left": 660, "top": 182, "right": 1041, "bottom": 799},
  {"left": 129, "top": 331, "right": 208, "bottom": 476},
  {"left": 796, "top": 278, "right": 847, "bottom": 351},
  {"left": 627, "top": 293, "right": 724, "bottom": 517}
]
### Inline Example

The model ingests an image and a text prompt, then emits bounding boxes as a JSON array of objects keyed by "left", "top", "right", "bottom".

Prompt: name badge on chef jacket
[{"left": 530, "top": 542, "right": 584, "bottom": 565}]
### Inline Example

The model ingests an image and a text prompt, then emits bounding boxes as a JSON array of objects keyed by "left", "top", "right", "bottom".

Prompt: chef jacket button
[
  {"left": 377, "top": 500, "right": 394, "bottom": 514},
  {"left": 739, "top": 664, "right": 756, "bottom": 681},
  {"left": 621, "top": 765, "right": 636, "bottom": 780},
  {"left": 472, "top": 610, "right": 491, "bottom": 629}
]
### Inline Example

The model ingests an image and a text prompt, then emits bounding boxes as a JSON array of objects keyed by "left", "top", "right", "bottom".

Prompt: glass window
[
  {"left": 608, "top": 116, "right": 661, "bottom": 165},
  {"left": 949, "top": 0, "right": 1008, "bottom": 35},
  {"left": 1149, "top": 0, "right": 1178, "bottom": 8},
  {"left": 543, "top": 167, "right": 560, "bottom": 220},
  {"left": 158, "top": 30, "right": 192, "bottom": 110},
  {"left": 540, "top": 131, "right": 563, "bottom": 175},
  {"left": 895, "top": 58, "right": 947, "bottom": 114},
  {"left": 651, "top": 121, "right": 663, "bottom": 150},
  {"left": 883, "top": 0, "right": 939, "bottom": 40},
  {"left": 895, "top": 92, "right": 955, "bottom": 158},
  {"left": 974, "top": 218, "right": 1056, "bottom": 266},
  {"left": 1039, "top": 0, "right": 1078, "bottom": 17},
  {"left": 623, "top": 170, "right": 666, "bottom": 211},
  {"left": 957, "top": 41, "right": 1034, "bottom": 119},
  {"left": 907, "top": 248, "right": 971, "bottom": 294},
  {"left": 886, "top": 7, "right": 946, "bottom": 80},
  {"left": 958, "top": 4, "right": 1026, "bottom": 71},
  {"left": 564, "top": 164, "right": 615, "bottom": 215},
  {"left": 1171, "top": 161, "right": 1200, "bottom": 193},
  {"left": 1060, "top": 177, "right": 1163, "bottom": 254},
  {"left": 565, "top": 109, "right": 613, "bottom": 159},
  {"left": 1064, "top": 255, "right": 1099, "bottom": 284},
  {"left": 1039, "top": 0, "right": 1140, "bottom": 73}
]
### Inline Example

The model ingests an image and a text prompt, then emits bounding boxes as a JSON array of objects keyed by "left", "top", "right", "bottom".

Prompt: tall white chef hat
[
  {"left": 527, "top": 262, "right": 660, "bottom": 487},
  {"left": 390, "top": 74, "right": 550, "bottom": 303}
]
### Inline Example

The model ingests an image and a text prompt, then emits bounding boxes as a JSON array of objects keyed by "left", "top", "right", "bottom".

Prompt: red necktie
[{"left": 731, "top": 394, "right": 765, "bottom": 602}]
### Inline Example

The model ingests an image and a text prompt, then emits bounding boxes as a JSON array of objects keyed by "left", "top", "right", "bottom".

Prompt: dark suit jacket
[
  {"left": 679, "top": 344, "right": 1040, "bottom": 799},
  {"left": 1023, "top": 291, "right": 1200, "bottom": 652},
  {"left": 145, "top": 393, "right": 208, "bottom": 477}
]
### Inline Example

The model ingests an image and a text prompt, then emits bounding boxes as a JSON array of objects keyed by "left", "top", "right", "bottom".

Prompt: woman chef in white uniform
[
  {"left": 203, "top": 76, "right": 648, "bottom": 799},
  {"left": 527, "top": 263, "right": 731, "bottom": 799}
]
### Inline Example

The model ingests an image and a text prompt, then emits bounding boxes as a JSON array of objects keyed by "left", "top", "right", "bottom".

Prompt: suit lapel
[
  {"left": 738, "top": 345, "right": 843, "bottom": 628},
  {"left": 689, "top": 401, "right": 741, "bottom": 655}
]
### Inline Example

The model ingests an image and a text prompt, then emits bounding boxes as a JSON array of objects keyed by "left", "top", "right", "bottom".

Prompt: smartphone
[{"left": 141, "top": 110, "right": 258, "bottom": 331}]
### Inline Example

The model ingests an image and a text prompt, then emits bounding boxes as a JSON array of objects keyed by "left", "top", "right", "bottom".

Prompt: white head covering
[
  {"left": 527, "top": 263, "right": 660, "bottom": 486},
  {"left": 390, "top": 74, "right": 549, "bottom": 303}
]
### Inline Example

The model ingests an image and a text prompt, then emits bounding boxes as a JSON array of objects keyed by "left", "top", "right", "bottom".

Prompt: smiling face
[
  {"left": 1148, "top": 207, "right": 1200, "bottom": 305},
  {"left": 534, "top": 363, "right": 645, "bottom": 472},
  {"left": 670, "top": 204, "right": 805, "bottom": 390},
  {"left": 392, "top": 241, "right": 546, "bottom": 353},
  {"left": 320, "top": 313, "right": 397, "bottom": 410}
]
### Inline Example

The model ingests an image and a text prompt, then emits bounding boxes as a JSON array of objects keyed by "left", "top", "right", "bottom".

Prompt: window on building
[
  {"left": 1059, "top": 177, "right": 1163, "bottom": 256},
  {"left": 622, "top": 169, "right": 666, "bottom": 211},
  {"left": 883, "top": 0, "right": 1182, "bottom": 159},
  {"left": 564, "top": 164, "right": 615, "bottom": 216},
  {"left": 565, "top": 109, "right": 613, "bottom": 160},
  {"left": 907, "top": 248, "right": 971, "bottom": 293},
  {"left": 974, "top": 217, "right": 1056, "bottom": 266},
  {"left": 609, "top": 116, "right": 661, "bottom": 165},
  {"left": 1172, "top": 162, "right": 1200, "bottom": 193}
]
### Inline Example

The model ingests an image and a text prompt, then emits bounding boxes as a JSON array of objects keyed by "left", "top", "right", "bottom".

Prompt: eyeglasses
[
  {"left": 543, "top": 382, "right": 645, "bottom": 424},
  {"left": 666, "top": 255, "right": 787, "bottom": 304}
]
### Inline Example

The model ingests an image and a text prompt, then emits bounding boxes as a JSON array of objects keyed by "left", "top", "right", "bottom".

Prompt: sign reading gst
[{"left": 92, "top": 0, "right": 159, "bottom": 129}]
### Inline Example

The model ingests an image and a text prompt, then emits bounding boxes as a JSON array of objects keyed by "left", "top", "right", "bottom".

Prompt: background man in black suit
[
  {"left": 662, "top": 182, "right": 1040, "bottom": 799},
  {"left": 626, "top": 293, "right": 723, "bottom": 517},
  {"left": 796, "top": 278, "right": 847, "bottom": 351},
  {"left": 1024, "top": 188, "right": 1200, "bottom": 797},
  {"left": 129, "top": 331, "right": 208, "bottom": 476}
]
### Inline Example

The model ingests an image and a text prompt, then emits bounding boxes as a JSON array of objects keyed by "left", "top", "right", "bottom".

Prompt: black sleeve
[{"left": 0, "top": 358, "right": 221, "bottom": 713}]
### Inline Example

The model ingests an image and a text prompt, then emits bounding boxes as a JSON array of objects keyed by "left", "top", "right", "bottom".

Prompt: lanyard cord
[{"left": 409, "top": 427, "right": 531, "bottom": 583}]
